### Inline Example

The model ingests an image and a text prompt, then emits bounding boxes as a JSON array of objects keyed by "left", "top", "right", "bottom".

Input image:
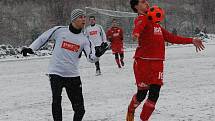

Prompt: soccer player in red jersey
[
  {"left": 107, "top": 19, "right": 125, "bottom": 68},
  {"left": 126, "top": 0, "right": 205, "bottom": 121}
]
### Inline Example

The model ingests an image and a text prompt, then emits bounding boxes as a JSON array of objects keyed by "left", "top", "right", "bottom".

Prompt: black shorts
[{"left": 49, "top": 74, "right": 84, "bottom": 111}]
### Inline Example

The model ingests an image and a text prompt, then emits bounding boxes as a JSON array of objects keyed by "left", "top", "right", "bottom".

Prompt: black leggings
[
  {"left": 136, "top": 84, "right": 161, "bottom": 103},
  {"left": 114, "top": 53, "right": 124, "bottom": 60},
  {"left": 94, "top": 46, "right": 101, "bottom": 71},
  {"left": 49, "top": 74, "right": 85, "bottom": 121},
  {"left": 95, "top": 61, "right": 100, "bottom": 71}
]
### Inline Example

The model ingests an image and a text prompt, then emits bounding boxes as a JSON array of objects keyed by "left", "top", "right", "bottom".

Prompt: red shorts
[
  {"left": 133, "top": 58, "right": 164, "bottom": 89},
  {"left": 111, "top": 43, "right": 124, "bottom": 54}
]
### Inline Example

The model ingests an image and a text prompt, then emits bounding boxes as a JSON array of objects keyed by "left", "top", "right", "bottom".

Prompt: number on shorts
[{"left": 158, "top": 72, "right": 163, "bottom": 80}]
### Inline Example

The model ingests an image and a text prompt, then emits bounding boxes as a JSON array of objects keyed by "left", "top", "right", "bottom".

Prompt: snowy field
[{"left": 0, "top": 43, "right": 215, "bottom": 121}]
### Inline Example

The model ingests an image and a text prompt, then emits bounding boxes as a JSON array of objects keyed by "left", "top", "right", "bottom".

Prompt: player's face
[
  {"left": 135, "top": 0, "right": 150, "bottom": 14},
  {"left": 72, "top": 15, "right": 86, "bottom": 29},
  {"left": 112, "top": 20, "right": 117, "bottom": 27},
  {"left": 89, "top": 18, "right": 96, "bottom": 25}
]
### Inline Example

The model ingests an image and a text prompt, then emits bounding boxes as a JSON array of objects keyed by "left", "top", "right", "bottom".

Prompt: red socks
[
  {"left": 128, "top": 94, "right": 141, "bottom": 113},
  {"left": 140, "top": 99, "right": 156, "bottom": 121}
]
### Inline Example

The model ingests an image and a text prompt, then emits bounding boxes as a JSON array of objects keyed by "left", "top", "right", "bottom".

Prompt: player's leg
[
  {"left": 95, "top": 46, "right": 101, "bottom": 75},
  {"left": 119, "top": 53, "right": 124, "bottom": 66},
  {"left": 140, "top": 85, "right": 161, "bottom": 121},
  {"left": 49, "top": 74, "right": 64, "bottom": 121},
  {"left": 95, "top": 61, "right": 101, "bottom": 75},
  {"left": 140, "top": 61, "right": 163, "bottom": 121},
  {"left": 114, "top": 53, "right": 121, "bottom": 68},
  {"left": 65, "top": 76, "right": 85, "bottom": 121},
  {"left": 127, "top": 59, "right": 149, "bottom": 121},
  {"left": 128, "top": 90, "right": 148, "bottom": 112}
]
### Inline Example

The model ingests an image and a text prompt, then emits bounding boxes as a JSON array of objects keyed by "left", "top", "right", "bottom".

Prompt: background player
[
  {"left": 106, "top": 19, "right": 124, "bottom": 68},
  {"left": 85, "top": 16, "right": 108, "bottom": 75}
]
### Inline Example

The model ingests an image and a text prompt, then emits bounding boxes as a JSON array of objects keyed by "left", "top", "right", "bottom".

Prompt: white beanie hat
[{"left": 71, "top": 9, "right": 85, "bottom": 22}]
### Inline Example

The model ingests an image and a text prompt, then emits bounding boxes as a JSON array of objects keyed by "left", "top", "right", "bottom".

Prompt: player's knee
[
  {"left": 73, "top": 100, "right": 85, "bottom": 112},
  {"left": 148, "top": 89, "right": 160, "bottom": 102},
  {"left": 76, "top": 108, "right": 85, "bottom": 116},
  {"left": 136, "top": 90, "right": 147, "bottom": 102},
  {"left": 148, "top": 85, "right": 161, "bottom": 102},
  {"left": 52, "top": 96, "right": 62, "bottom": 105},
  {"left": 148, "top": 91, "right": 159, "bottom": 103},
  {"left": 120, "top": 53, "right": 124, "bottom": 58},
  {"left": 115, "top": 53, "right": 119, "bottom": 59},
  {"left": 73, "top": 105, "right": 85, "bottom": 117}
]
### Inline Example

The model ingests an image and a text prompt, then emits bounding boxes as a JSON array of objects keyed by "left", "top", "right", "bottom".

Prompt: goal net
[{"left": 85, "top": 7, "right": 137, "bottom": 48}]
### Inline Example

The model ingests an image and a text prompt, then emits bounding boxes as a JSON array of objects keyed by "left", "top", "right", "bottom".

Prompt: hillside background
[{"left": 0, "top": 0, "right": 215, "bottom": 47}]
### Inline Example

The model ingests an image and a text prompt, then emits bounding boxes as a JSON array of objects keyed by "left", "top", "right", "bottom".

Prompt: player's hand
[
  {"left": 132, "top": 33, "right": 139, "bottom": 41},
  {"left": 101, "top": 42, "right": 108, "bottom": 48},
  {"left": 192, "top": 38, "right": 205, "bottom": 52},
  {"left": 21, "top": 47, "right": 34, "bottom": 56}
]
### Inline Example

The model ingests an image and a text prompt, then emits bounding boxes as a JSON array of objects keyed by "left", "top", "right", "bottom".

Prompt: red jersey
[
  {"left": 106, "top": 27, "right": 124, "bottom": 54},
  {"left": 133, "top": 15, "right": 193, "bottom": 60},
  {"left": 107, "top": 27, "right": 123, "bottom": 45}
]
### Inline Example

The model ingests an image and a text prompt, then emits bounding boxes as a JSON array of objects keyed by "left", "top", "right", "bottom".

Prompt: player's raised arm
[
  {"left": 29, "top": 26, "right": 60, "bottom": 51},
  {"left": 21, "top": 26, "right": 61, "bottom": 56},
  {"left": 161, "top": 27, "right": 205, "bottom": 52}
]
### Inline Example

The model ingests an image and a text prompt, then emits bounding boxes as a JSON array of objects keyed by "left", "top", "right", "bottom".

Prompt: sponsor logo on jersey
[
  {"left": 154, "top": 27, "right": 162, "bottom": 35},
  {"left": 61, "top": 41, "right": 80, "bottom": 52},
  {"left": 89, "top": 31, "right": 98, "bottom": 36}
]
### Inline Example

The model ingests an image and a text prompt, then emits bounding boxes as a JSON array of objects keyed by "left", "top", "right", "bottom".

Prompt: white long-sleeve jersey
[
  {"left": 85, "top": 24, "right": 107, "bottom": 46},
  {"left": 29, "top": 26, "right": 98, "bottom": 77}
]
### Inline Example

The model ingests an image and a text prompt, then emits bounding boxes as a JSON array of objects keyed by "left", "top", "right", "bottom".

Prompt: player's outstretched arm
[
  {"left": 21, "top": 26, "right": 61, "bottom": 56},
  {"left": 192, "top": 37, "right": 205, "bottom": 52},
  {"left": 162, "top": 27, "right": 205, "bottom": 52}
]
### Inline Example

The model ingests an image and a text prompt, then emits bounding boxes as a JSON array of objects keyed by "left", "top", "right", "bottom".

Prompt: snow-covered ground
[{"left": 0, "top": 43, "right": 215, "bottom": 121}]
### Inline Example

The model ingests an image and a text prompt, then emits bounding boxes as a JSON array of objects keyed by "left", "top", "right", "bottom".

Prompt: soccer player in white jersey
[
  {"left": 85, "top": 16, "right": 108, "bottom": 76},
  {"left": 21, "top": 9, "right": 108, "bottom": 121}
]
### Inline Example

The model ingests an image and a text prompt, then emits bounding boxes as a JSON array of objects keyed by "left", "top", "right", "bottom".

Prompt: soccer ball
[{"left": 147, "top": 6, "right": 165, "bottom": 23}]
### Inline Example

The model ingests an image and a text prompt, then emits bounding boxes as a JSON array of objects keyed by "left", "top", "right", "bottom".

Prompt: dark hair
[
  {"left": 130, "top": 0, "right": 139, "bottom": 13},
  {"left": 89, "top": 16, "right": 95, "bottom": 20},
  {"left": 112, "top": 18, "right": 117, "bottom": 22}
]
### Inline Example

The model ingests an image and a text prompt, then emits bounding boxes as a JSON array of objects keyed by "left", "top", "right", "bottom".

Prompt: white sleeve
[
  {"left": 99, "top": 25, "right": 107, "bottom": 43},
  {"left": 83, "top": 39, "right": 99, "bottom": 63},
  {"left": 29, "top": 26, "right": 61, "bottom": 51}
]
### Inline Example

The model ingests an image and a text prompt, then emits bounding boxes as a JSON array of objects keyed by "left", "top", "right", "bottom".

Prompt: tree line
[{"left": 0, "top": 0, "right": 214, "bottom": 47}]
